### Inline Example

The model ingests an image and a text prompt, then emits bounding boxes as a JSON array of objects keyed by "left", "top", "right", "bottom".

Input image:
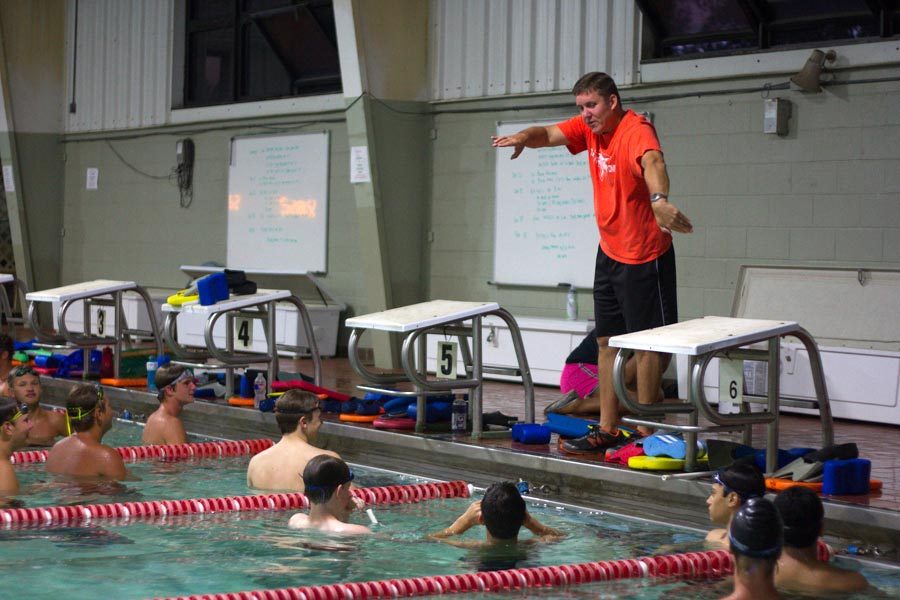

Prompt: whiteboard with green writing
[
  {"left": 227, "top": 132, "right": 329, "bottom": 274},
  {"left": 493, "top": 120, "right": 596, "bottom": 288}
]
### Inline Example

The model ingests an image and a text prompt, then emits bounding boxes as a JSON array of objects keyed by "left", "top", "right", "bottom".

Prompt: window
[
  {"left": 637, "top": 0, "right": 898, "bottom": 60},
  {"left": 184, "top": 0, "right": 341, "bottom": 108}
]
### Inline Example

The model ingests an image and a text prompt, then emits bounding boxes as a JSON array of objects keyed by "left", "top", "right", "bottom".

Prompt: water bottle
[
  {"left": 100, "top": 347, "right": 114, "bottom": 378},
  {"left": 253, "top": 372, "right": 267, "bottom": 409},
  {"left": 451, "top": 395, "right": 468, "bottom": 434},
  {"left": 846, "top": 544, "right": 881, "bottom": 556},
  {"left": 566, "top": 286, "right": 577, "bottom": 320},
  {"left": 146, "top": 359, "right": 158, "bottom": 392}
]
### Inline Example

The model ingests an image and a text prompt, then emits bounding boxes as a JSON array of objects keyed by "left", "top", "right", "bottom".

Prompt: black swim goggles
[{"left": 11, "top": 365, "right": 39, "bottom": 378}]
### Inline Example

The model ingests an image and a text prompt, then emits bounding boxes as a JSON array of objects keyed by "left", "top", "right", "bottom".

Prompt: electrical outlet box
[{"left": 763, "top": 98, "right": 791, "bottom": 136}]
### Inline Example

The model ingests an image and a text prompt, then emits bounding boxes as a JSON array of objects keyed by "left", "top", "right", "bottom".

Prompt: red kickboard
[
  {"left": 373, "top": 416, "right": 416, "bottom": 430},
  {"left": 271, "top": 379, "right": 352, "bottom": 402}
]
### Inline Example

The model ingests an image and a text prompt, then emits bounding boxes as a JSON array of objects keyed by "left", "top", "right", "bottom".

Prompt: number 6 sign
[{"left": 718, "top": 358, "right": 743, "bottom": 413}]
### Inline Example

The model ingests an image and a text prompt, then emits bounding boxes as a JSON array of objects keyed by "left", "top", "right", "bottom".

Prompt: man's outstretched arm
[{"left": 491, "top": 125, "right": 569, "bottom": 159}]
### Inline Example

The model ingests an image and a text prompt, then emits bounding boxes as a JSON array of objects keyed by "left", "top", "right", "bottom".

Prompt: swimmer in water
[
  {"left": 8, "top": 365, "right": 67, "bottom": 446},
  {"left": 721, "top": 497, "right": 783, "bottom": 600},
  {"left": 142, "top": 364, "right": 196, "bottom": 445},
  {"left": 0, "top": 397, "right": 32, "bottom": 495},
  {"left": 288, "top": 455, "right": 370, "bottom": 535},
  {"left": 430, "top": 482, "right": 564, "bottom": 548},
  {"left": 706, "top": 463, "right": 765, "bottom": 547},
  {"left": 247, "top": 390, "right": 344, "bottom": 492},
  {"left": 45, "top": 384, "right": 128, "bottom": 481},
  {"left": 774, "top": 486, "right": 868, "bottom": 594}
]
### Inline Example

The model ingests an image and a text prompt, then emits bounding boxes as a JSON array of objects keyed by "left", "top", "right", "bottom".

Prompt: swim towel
[{"left": 642, "top": 432, "right": 707, "bottom": 460}]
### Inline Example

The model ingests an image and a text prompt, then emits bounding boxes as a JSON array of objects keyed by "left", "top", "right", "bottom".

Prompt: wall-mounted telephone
[
  {"left": 176, "top": 138, "right": 194, "bottom": 169},
  {"left": 175, "top": 138, "right": 195, "bottom": 208}
]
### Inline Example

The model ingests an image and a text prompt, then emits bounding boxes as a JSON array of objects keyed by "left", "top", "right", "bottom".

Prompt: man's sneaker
[{"left": 559, "top": 424, "right": 630, "bottom": 455}]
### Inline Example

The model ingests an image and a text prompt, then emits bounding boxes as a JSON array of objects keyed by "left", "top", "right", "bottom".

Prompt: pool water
[{"left": 3, "top": 421, "right": 899, "bottom": 600}]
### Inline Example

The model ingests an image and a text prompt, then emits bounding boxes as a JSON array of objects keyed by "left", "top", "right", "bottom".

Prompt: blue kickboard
[{"left": 544, "top": 413, "right": 598, "bottom": 438}]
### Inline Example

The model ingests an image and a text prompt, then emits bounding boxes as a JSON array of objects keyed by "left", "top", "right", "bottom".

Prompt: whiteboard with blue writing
[
  {"left": 227, "top": 132, "right": 329, "bottom": 274},
  {"left": 493, "top": 120, "right": 596, "bottom": 288}
]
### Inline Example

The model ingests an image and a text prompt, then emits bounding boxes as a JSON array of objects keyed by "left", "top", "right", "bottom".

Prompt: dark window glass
[
  {"left": 189, "top": 0, "right": 234, "bottom": 21},
  {"left": 183, "top": 0, "right": 341, "bottom": 108},
  {"left": 638, "top": 0, "right": 898, "bottom": 60},
  {"left": 650, "top": 0, "right": 750, "bottom": 37},
  {"left": 187, "top": 29, "right": 235, "bottom": 106},
  {"left": 766, "top": 0, "right": 871, "bottom": 21}
]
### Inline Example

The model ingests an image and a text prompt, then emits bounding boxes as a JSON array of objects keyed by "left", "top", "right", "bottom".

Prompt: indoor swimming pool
[{"left": 3, "top": 422, "right": 898, "bottom": 599}]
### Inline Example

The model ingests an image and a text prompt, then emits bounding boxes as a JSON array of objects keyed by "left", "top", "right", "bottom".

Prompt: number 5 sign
[{"left": 436, "top": 340, "right": 458, "bottom": 380}]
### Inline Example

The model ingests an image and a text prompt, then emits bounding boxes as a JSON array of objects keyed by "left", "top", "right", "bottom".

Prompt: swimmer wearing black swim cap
[{"left": 722, "top": 497, "right": 783, "bottom": 600}]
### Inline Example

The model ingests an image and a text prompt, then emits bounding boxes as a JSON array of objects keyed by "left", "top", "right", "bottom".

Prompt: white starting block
[
  {"left": 162, "top": 288, "right": 322, "bottom": 395},
  {"left": 610, "top": 316, "right": 834, "bottom": 473},
  {"left": 346, "top": 300, "right": 535, "bottom": 437},
  {"left": 25, "top": 279, "right": 164, "bottom": 379}
]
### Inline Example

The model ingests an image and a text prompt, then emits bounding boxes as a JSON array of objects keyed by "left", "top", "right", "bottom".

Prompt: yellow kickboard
[
  {"left": 628, "top": 455, "right": 709, "bottom": 471},
  {"left": 167, "top": 289, "right": 199, "bottom": 306}
]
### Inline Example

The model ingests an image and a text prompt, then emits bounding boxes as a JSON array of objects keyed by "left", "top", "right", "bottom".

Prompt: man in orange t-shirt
[{"left": 492, "top": 72, "right": 693, "bottom": 454}]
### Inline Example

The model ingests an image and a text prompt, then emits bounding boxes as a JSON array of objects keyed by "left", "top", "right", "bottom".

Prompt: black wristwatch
[{"left": 650, "top": 193, "right": 667, "bottom": 203}]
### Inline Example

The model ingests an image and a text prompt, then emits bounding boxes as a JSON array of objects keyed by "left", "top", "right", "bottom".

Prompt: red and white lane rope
[
  {"left": 0, "top": 480, "right": 471, "bottom": 527},
  {"left": 155, "top": 550, "right": 733, "bottom": 600},
  {"left": 10, "top": 438, "right": 275, "bottom": 465},
  {"left": 154, "top": 541, "right": 835, "bottom": 600}
]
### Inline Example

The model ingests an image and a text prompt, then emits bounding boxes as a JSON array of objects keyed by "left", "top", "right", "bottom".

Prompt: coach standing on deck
[{"left": 492, "top": 72, "right": 692, "bottom": 454}]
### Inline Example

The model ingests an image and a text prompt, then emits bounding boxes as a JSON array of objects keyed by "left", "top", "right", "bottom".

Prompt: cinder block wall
[{"left": 428, "top": 70, "right": 900, "bottom": 321}]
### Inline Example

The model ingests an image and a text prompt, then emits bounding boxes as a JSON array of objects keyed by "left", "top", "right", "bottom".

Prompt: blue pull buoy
[{"left": 121, "top": 409, "right": 133, "bottom": 421}]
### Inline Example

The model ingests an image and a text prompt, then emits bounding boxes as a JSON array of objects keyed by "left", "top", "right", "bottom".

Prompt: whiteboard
[
  {"left": 493, "top": 120, "right": 597, "bottom": 288},
  {"left": 227, "top": 132, "right": 329, "bottom": 274}
]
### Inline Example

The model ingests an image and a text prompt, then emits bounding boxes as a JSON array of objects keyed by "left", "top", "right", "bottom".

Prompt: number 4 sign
[
  {"left": 718, "top": 358, "right": 743, "bottom": 414},
  {"left": 235, "top": 317, "right": 253, "bottom": 348},
  {"left": 436, "top": 340, "right": 458, "bottom": 380}
]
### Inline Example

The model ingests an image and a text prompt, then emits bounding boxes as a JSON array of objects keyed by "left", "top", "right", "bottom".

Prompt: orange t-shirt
[{"left": 557, "top": 110, "right": 671, "bottom": 264}]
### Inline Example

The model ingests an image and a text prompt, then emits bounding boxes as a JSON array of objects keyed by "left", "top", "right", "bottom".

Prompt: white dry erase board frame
[
  {"left": 493, "top": 119, "right": 597, "bottom": 288},
  {"left": 227, "top": 132, "right": 330, "bottom": 275}
]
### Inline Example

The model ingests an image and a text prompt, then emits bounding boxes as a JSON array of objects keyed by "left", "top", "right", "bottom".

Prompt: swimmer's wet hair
[
  {"left": 302, "top": 454, "right": 352, "bottom": 504},
  {"left": 274, "top": 389, "right": 320, "bottom": 434},
  {"left": 774, "top": 486, "right": 823, "bottom": 548},
  {"left": 66, "top": 384, "right": 104, "bottom": 432},
  {"left": 481, "top": 482, "right": 527, "bottom": 540},
  {"left": 154, "top": 364, "right": 189, "bottom": 401}
]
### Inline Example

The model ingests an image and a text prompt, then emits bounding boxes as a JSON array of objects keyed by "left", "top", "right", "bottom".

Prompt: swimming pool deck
[{"left": 40, "top": 358, "right": 900, "bottom": 562}]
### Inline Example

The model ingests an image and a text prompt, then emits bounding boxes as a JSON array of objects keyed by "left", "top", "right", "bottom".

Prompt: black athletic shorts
[{"left": 593, "top": 244, "right": 678, "bottom": 338}]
